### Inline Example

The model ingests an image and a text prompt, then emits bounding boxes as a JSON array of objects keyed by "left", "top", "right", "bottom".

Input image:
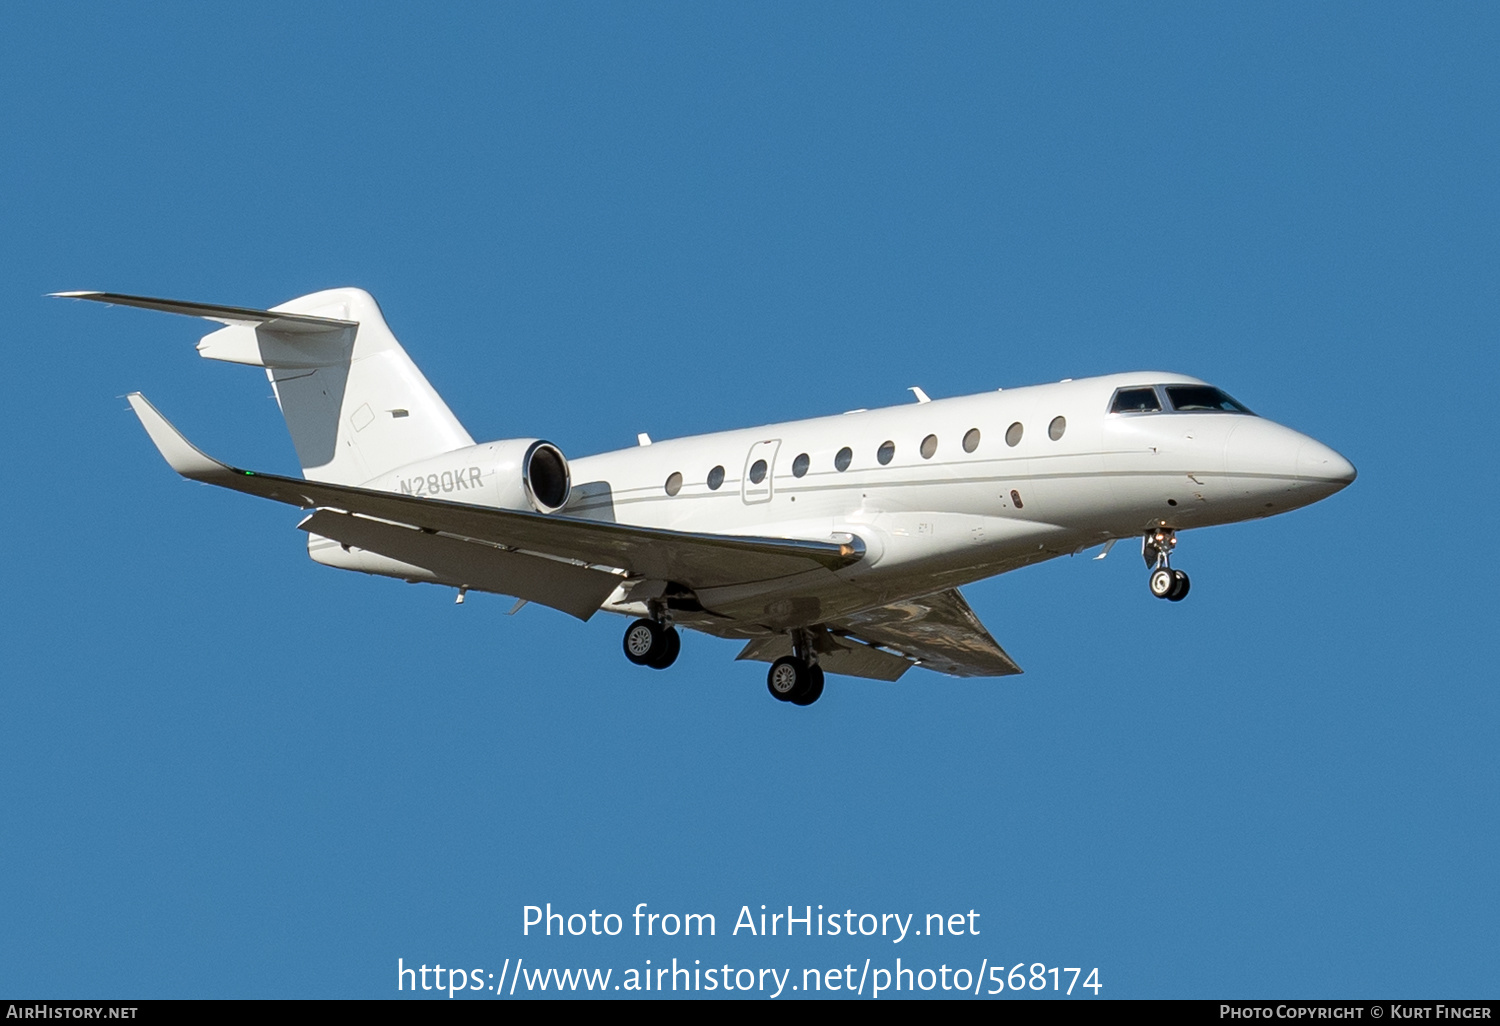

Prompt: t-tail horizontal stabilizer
[{"left": 52, "top": 291, "right": 357, "bottom": 334}]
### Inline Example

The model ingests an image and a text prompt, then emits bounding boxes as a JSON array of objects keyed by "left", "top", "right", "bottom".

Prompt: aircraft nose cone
[
  {"left": 1223, "top": 417, "right": 1304, "bottom": 478},
  {"left": 1297, "top": 439, "right": 1357, "bottom": 490}
]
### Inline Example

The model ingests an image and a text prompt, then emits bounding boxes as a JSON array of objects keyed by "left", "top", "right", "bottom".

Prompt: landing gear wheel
[
  {"left": 767, "top": 657, "right": 802, "bottom": 701},
  {"left": 1167, "top": 569, "right": 1191, "bottom": 602},
  {"left": 623, "top": 619, "right": 669, "bottom": 666},
  {"left": 767, "top": 658, "right": 824, "bottom": 706},
  {"left": 648, "top": 627, "right": 681, "bottom": 669},
  {"left": 789, "top": 665, "right": 824, "bottom": 706},
  {"left": 1149, "top": 566, "right": 1176, "bottom": 599}
]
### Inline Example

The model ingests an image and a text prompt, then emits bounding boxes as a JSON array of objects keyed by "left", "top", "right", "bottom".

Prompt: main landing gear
[
  {"left": 1143, "top": 525, "right": 1191, "bottom": 602},
  {"left": 621, "top": 614, "right": 826, "bottom": 706},
  {"left": 622, "top": 617, "right": 680, "bottom": 669},
  {"left": 766, "top": 631, "right": 824, "bottom": 706}
]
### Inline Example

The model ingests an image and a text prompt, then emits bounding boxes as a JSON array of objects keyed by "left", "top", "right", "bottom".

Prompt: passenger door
[{"left": 741, "top": 439, "right": 780, "bottom": 504}]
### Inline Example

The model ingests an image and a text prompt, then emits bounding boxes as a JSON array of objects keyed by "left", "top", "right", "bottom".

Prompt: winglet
[{"left": 126, "top": 393, "right": 238, "bottom": 482}]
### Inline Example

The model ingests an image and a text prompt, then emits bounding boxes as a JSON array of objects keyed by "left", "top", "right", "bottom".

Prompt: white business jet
[{"left": 59, "top": 287, "right": 1355, "bottom": 706}]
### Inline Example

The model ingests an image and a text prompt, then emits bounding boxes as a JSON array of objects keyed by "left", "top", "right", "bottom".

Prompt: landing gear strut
[
  {"left": 1143, "top": 525, "right": 1191, "bottom": 602},
  {"left": 767, "top": 630, "right": 825, "bottom": 706},
  {"left": 622, "top": 615, "right": 680, "bottom": 669}
]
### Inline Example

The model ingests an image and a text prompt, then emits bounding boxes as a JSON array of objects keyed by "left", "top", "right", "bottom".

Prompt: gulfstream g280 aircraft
[{"left": 60, "top": 287, "right": 1355, "bottom": 706}]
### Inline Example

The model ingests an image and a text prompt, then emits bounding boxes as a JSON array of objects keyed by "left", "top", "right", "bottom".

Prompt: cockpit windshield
[
  {"left": 1109, "top": 384, "right": 1256, "bottom": 416},
  {"left": 1110, "top": 387, "right": 1162, "bottom": 414},
  {"left": 1164, "top": 385, "right": 1253, "bottom": 414}
]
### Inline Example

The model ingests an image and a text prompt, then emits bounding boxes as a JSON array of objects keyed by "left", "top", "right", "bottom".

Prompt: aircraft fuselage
[{"left": 545, "top": 371, "right": 1354, "bottom": 630}]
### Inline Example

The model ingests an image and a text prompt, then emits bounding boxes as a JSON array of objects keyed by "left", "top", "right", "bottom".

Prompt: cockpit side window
[
  {"left": 1164, "top": 385, "right": 1254, "bottom": 414},
  {"left": 1110, "top": 387, "right": 1162, "bottom": 414}
]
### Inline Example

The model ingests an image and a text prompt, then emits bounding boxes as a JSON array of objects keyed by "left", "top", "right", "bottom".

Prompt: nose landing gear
[{"left": 1143, "top": 526, "right": 1191, "bottom": 602}]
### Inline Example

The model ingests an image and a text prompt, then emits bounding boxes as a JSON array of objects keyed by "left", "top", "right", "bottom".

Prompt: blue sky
[{"left": 2, "top": 3, "right": 1495, "bottom": 999}]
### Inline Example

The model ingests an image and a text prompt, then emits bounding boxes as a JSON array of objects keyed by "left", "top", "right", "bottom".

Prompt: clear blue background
[{"left": 2, "top": 2, "right": 1495, "bottom": 999}]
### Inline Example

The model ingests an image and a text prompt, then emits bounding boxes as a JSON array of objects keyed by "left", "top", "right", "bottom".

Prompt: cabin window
[
  {"left": 877, "top": 441, "right": 895, "bottom": 465},
  {"left": 920, "top": 434, "right": 938, "bottom": 459},
  {"left": 835, "top": 447, "right": 853, "bottom": 472},
  {"left": 792, "top": 453, "right": 810, "bottom": 478},
  {"left": 707, "top": 465, "right": 725, "bottom": 490},
  {"left": 1005, "top": 422, "right": 1023, "bottom": 447},
  {"left": 1110, "top": 387, "right": 1161, "bottom": 414},
  {"left": 963, "top": 428, "right": 981, "bottom": 453},
  {"left": 1049, "top": 416, "right": 1067, "bottom": 441},
  {"left": 664, "top": 472, "right": 682, "bottom": 496},
  {"left": 749, "top": 459, "right": 768, "bottom": 484}
]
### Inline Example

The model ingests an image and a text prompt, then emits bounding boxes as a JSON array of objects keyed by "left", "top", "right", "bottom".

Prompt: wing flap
[
  {"left": 300, "top": 510, "right": 620, "bottom": 620},
  {"left": 735, "top": 589, "right": 1021, "bottom": 680},
  {"left": 127, "top": 393, "right": 865, "bottom": 589},
  {"left": 832, "top": 589, "right": 1023, "bottom": 677}
]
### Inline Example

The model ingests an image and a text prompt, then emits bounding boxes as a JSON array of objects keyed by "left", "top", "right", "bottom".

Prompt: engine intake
[{"left": 520, "top": 440, "right": 570, "bottom": 513}]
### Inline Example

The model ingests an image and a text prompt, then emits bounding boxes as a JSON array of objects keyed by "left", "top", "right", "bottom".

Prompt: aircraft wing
[
  {"left": 831, "top": 589, "right": 1023, "bottom": 677},
  {"left": 736, "top": 588, "right": 1023, "bottom": 680},
  {"left": 126, "top": 393, "right": 865, "bottom": 595}
]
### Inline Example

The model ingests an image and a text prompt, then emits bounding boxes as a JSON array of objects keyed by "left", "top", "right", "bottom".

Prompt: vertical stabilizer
[{"left": 244, "top": 289, "right": 474, "bottom": 484}]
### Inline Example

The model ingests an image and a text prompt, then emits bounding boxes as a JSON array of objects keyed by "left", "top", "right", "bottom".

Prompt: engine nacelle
[{"left": 365, "top": 438, "right": 571, "bottom": 513}]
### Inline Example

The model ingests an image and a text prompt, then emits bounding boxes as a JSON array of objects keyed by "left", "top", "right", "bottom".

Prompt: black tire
[
  {"left": 622, "top": 619, "right": 664, "bottom": 666},
  {"left": 648, "top": 627, "right": 681, "bottom": 669},
  {"left": 1149, "top": 567, "right": 1175, "bottom": 599},
  {"left": 767, "top": 656, "right": 805, "bottom": 702},
  {"left": 790, "top": 665, "right": 824, "bottom": 706},
  {"left": 1168, "top": 570, "right": 1191, "bottom": 602}
]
